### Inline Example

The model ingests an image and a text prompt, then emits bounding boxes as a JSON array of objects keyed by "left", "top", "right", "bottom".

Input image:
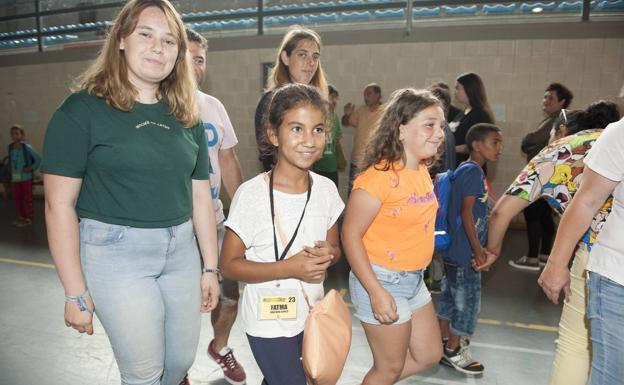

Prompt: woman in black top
[{"left": 449, "top": 72, "right": 495, "bottom": 167}]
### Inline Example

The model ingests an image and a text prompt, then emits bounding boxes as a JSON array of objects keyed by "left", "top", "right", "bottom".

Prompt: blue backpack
[{"left": 433, "top": 162, "right": 476, "bottom": 252}]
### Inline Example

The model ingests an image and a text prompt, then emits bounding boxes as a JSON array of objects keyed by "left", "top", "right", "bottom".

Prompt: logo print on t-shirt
[
  {"left": 135, "top": 120, "right": 171, "bottom": 130},
  {"left": 203, "top": 122, "right": 219, "bottom": 199},
  {"left": 203, "top": 122, "right": 219, "bottom": 148}
]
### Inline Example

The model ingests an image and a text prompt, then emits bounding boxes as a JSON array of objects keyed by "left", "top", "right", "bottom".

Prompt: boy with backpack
[
  {"left": 436, "top": 123, "right": 502, "bottom": 375},
  {"left": 8, "top": 125, "right": 41, "bottom": 227}
]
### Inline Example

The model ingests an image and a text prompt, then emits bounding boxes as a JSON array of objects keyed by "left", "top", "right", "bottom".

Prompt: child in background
[
  {"left": 342, "top": 88, "right": 445, "bottom": 385},
  {"left": 313, "top": 84, "right": 343, "bottom": 187},
  {"left": 8, "top": 124, "right": 41, "bottom": 227},
  {"left": 220, "top": 83, "right": 344, "bottom": 385},
  {"left": 437, "top": 123, "right": 503, "bottom": 375}
]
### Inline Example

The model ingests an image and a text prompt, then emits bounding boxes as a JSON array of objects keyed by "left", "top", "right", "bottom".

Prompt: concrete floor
[{"left": 0, "top": 198, "right": 562, "bottom": 385}]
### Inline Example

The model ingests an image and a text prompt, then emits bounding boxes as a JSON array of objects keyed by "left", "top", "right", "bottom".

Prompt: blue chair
[
  {"left": 481, "top": 4, "right": 516, "bottom": 14},
  {"left": 206, "top": 21, "right": 222, "bottom": 31},
  {"left": 519, "top": 2, "right": 557, "bottom": 13},
  {"left": 558, "top": 1, "right": 583, "bottom": 11},
  {"left": 341, "top": 11, "right": 372, "bottom": 21},
  {"left": 598, "top": 0, "right": 624, "bottom": 10},
  {"left": 443, "top": 5, "right": 478, "bottom": 16},
  {"left": 413, "top": 7, "right": 440, "bottom": 17},
  {"left": 284, "top": 3, "right": 307, "bottom": 9},
  {"left": 315, "top": 1, "right": 337, "bottom": 8},
  {"left": 308, "top": 13, "right": 338, "bottom": 23},
  {"left": 222, "top": 19, "right": 254, "bottom": 29},
  {"left": 282, "top": 15, "right": 308, "bottom": 24},
  {"left": 373, "top": 9, "right": 404, "bottom": 18},
  {"left": 234, "top": 7, "right": 257, "bottom": 13},
  {"left": 263, "top": 16, "right": 282, "bottom": 27}
]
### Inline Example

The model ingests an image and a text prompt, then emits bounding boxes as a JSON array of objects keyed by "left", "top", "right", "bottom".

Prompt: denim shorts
[
  {"left": 349, "top": 263, "right": 431, "bottom": 325},
  {"left": 437, "top": 262, "right": 481, "bottom": 336}
]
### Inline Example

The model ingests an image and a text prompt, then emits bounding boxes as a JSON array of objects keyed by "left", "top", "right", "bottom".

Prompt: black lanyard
[{"left": 269, "top": 171, "right": 312, "bottom": 262}]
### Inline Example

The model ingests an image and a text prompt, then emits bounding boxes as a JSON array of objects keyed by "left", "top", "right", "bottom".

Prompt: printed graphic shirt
[
  {"left": 198, "top": 91, "right": 239, "bottom": 224},
  {"left": 506, "top": 129, "right": 612, "bottom": 252}
]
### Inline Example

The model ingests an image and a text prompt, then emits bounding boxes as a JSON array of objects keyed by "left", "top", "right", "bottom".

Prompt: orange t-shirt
[{"left": 353, "top": 162, "right": 437, "bottom": 271}]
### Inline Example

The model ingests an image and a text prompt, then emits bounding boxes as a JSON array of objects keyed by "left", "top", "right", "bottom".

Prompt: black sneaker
[
  {"left": 440, "top": 345, "right": 484, "bottom": 375},
  {"left": 508, "top": 256, "right": 540, "bottom": 272},
  {"left": 429, "top": 279, "right": 442, "bottom": 294}
]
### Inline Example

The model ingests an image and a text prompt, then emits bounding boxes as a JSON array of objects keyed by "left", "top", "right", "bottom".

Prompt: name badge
[{"left": 259, "top": 289, "right": 297, "bottom": 320}]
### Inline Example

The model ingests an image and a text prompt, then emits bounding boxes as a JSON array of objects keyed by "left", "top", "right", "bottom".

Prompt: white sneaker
[{"left": 441, "top": 344, "right": 484, "bottom": 375}]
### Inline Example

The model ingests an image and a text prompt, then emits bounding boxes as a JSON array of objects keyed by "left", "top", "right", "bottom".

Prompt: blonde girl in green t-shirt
[{"left": 41, "top": 1, "right": 219, "bottom": 384}]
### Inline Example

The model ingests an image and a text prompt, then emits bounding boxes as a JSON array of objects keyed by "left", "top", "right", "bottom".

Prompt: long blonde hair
[
  {"left": 267, "top": 26, "right": 328, "bottom": 98},
  {"left": 74, "top": 0, "right": 198, "bottom": 127},
  {"left": 360, "top": 88, "right": 442, "bottom": 172}
]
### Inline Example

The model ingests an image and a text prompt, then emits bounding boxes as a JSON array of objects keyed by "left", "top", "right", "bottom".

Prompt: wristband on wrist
[
  {"left": 202, "top": 268, "right": 221, "bottom": 274},
  {"left": 65, "top": 290, "right": 94, "bottom": 314}
]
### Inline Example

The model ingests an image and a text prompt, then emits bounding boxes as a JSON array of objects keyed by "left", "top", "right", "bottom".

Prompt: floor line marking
[
  {"left": 0, "top": 257, "right": 55, "bottom": 269},
  {"left": 0, "top": 263, "right": 561, "bottom": 334},
  {"left": 471, "top": 342, "right": 554, "bottom": 356},
  {"left": 504, "top": 321, "right": 558, "bottom": 332}
]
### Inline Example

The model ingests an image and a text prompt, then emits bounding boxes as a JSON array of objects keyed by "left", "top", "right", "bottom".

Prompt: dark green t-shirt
[
  {"left": 41, "top": 91, "right": 210, "bottom": 228},
  {"left": 313, "top": 113, "right": 342, "bottom": 173}
]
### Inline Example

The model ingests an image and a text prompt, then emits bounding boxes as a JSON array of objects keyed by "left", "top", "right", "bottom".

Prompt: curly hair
[
  {"left": 566, "top": 100, "right": 620, "bottom": 135},
  {"left": 73, "top": 0, "right": 198, "bottom": 127},
  {"left": 359, "top": 88, "right": 442, "bottom": 173},
  {"left": 257, "top": 83, "right": 327, "bottom": 163},
  {"left": 545, "top": 82, "right": 574, "bottom": 109}
]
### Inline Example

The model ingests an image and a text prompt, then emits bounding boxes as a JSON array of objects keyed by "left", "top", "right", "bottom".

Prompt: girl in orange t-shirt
[{"left": 342, "top": 88, "right": 445, "bottom": 385}]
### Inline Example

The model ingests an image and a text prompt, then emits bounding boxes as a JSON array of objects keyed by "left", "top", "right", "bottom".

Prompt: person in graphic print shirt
[
  {"left": 40, "top": 1, "right": 219, "bottom": 384},
  {"left": 342, "top": 89, "right": 445, "bottom": 385}
]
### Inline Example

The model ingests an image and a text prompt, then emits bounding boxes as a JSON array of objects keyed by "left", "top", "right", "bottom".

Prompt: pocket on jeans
[
  {"left": 82, "top": 221, "right": 126, "bottom": 246},
  {"left": 372, "top": 265, "right": 400, "bottom": 285}
]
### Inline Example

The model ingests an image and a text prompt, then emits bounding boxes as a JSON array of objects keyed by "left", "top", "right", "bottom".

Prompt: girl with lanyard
[
  {"left": 221, "top": 83, "right": 344, "bottom": 385},
  {"left": 342, "top": 89, "right": 445, "bottom": 385},
  {"left": 41, "top": 1, "right": 219, "bottom": 384}
]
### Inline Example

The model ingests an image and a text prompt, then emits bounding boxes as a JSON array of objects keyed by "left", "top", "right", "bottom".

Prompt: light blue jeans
[
  {"left": 80, "top": 218, "right": 202, "bottom": 385},
  {"left": 587, "top": 271, "right": 624, "bottom": 385}
]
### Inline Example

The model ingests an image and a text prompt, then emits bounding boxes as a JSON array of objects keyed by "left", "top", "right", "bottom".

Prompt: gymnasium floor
[{"left": 0, "top": 198, "right": 562, "bottom": 385}]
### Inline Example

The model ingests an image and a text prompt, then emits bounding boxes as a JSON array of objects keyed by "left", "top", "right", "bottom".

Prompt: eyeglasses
[{"left": 560, "top": 109, "right": 568, "bottom": 125}]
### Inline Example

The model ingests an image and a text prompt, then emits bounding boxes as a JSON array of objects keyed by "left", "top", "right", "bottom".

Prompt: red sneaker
[
  {"left": 207, "top": 339, "right": 247, "bottom": 385},
  {"left": 179, "top": 374, "right": 191, "bottom": 385}
]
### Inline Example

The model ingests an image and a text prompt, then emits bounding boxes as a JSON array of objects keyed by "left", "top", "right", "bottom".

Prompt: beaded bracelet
[{"left": 65, "top": 290, "right": 94, "bottom": 314}]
